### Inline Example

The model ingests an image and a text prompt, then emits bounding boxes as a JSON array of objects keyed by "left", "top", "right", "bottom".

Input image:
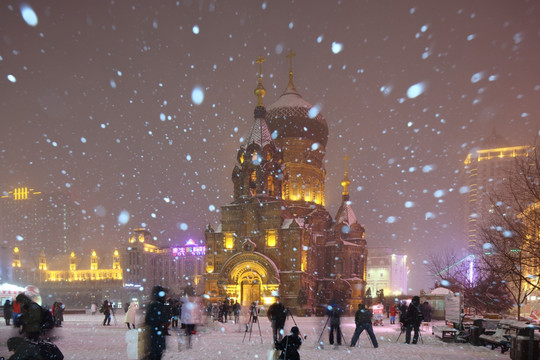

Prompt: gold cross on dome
[
  {"left": 286, "top": 49, "right": 296, "bottom": 73},
  {"left": 255, "top": 55, "right": 266, "bottom": 78},
  {"left": 343, "top": 154, "right": 350, "bottom": 173}
]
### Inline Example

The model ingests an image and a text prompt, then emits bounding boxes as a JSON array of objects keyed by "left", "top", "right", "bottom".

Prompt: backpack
[
  {"left": 41, "top": 306, "right": 55, "bottom": 330},
  {"left": 38, "top": 340, "right": 64, "bottom": 359}
]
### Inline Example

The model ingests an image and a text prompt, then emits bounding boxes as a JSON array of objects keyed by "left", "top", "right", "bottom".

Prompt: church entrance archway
[{"left": 240, "top": 271, "right": 261, "bottom": 306}]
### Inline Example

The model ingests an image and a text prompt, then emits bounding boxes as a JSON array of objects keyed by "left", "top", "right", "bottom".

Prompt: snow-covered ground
[{"left": 0, "top": 312, "right": 511, "bottom": 360}]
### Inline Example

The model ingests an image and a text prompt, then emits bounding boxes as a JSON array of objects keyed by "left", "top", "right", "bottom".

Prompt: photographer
[{"left": 277, "top": 326, "right": 302, "bottom": 360}]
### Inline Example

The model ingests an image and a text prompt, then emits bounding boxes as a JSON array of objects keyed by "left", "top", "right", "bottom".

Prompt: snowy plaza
[{"left": 0, "top": 312, "right": 512, "bottom": 360}]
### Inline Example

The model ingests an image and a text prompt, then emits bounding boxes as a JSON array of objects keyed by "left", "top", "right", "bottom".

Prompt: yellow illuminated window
[
  {"left": 225, "top": 233, "right": 234, "bottom": 249},
  {"left": 251, "top": 171, "right": 257, "bottom": 182},
  {"left": 267, "top": 176, "right": 274, "bottom": 196},
  {"left": 266, "top": 230, "right": 277, "bottom": 247}
]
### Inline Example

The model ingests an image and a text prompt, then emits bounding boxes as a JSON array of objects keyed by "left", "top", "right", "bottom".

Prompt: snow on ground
[{"left": 0, "top": 312, "right": 511, "bottom": 360}]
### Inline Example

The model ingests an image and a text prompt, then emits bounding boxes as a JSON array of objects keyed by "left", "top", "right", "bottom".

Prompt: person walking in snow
[
  {"left": 90, "top": 303, "right": 97, "bottom": 315},
  {"left": 268, "top": 296, "right": 287, "bottom": 346},
  {"left": 124, "top": 302, "right": 138, "bottom": 329},
  {"left": 181, "top": 296, "right": 202, "bottom": 349},
  {"left": 102, "top": 300, "right": 112, "bottom": 326},
  {"left": 389, "top": 302, "right": 398, "bottom": 325},
  {"left": 3, "top": 299, "right": 13, "bottom": 326},
  {"left": 144, "top": 286, "right": 170, "bottom": 360}
]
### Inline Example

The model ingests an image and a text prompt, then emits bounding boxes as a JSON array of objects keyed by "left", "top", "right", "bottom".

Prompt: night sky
[{"left": 1, "top": 1, "right": 539, "bottom": 292}]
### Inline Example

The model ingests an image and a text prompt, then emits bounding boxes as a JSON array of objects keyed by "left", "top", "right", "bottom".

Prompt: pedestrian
[
  {"left": 124, "top": 301, "right": 138, "bottom": 329},
  {"left": 267, "top": 296, "right": 287, "bottom": 346},
  {"left": 90, "top": 303, "right": 97, "bottom": 315},
  {"left": 389, "top": 302, "right": 397, "bottom": 325},
  {"left": 327, "top": 303, "right": 343, "bottom": 346},
  {"left": 277, "top": 326, "right": 302, "bottom": 360},
  {"left": 144, "top": 285, "right": 169, "bottom": 360},
  {"left": 170, "top": 300, "right": 180, "bottom": 328},
  {"left": 398, "top": 300, "right": 408, "bottom": 326},
  {"left": 102, "top": 300, "right": 112, "bottom": 326},
  {"left": 12, "top": 299, "right": 21, "bottom": 327},
  {"left": 3, "top": 299, "right": 13, "bottom": 325},
  {"left": 404, "top": 296, "right": 423, "bottom": 344},
  {"left": 15, "top": 293, "right": 42, "bottom": 341},
  {"left": 222, "top": 299, "right": 230, "bottom": 323},
  {"left": 350, "top": 303, "right": 379, "bottom": 348},
  {"left": 421, "top": 301, "right": 432, "bottom": 323},
  {"left": 233, "top": 300, "right": 241, "bottom": 324},
  {"left": 181, "top": 295, "right": 201, "bottom": 349},
  {"left": 53, "top": 302, "right": 64, "bottom": 327}
]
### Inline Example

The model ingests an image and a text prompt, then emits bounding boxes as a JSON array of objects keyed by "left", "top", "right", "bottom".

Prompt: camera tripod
[
  {"left": 242, "top": 312, "right": 263, "bottom": 344},
  {"left": 316, "top": 315, "right": 348, "bottom": 347},
  {"left": 396, "top": 323, "right": 423, "bottom": 344}
]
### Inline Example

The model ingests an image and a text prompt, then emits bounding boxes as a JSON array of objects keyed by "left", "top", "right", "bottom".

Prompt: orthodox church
[{"left": 204, "top": 53, "right": 368, "bottom": 313}]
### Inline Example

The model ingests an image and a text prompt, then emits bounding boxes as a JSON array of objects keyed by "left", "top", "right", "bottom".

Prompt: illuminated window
[
  {"left": 266, "top": 229, "right": 277, "bottom": 247},
  {"left": 267, "top": 175, "right": 274, "bottom": 196},
  {"left": 225, "top": 232, "right": 234, "bottom": 249},
  {"left": 251, "top": 170, "right": 257, "bottom": 182}
]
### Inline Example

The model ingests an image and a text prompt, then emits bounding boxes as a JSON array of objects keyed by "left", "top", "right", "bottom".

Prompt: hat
[{"left": 291, "top": 326, "right": 300, "bottom": 335}]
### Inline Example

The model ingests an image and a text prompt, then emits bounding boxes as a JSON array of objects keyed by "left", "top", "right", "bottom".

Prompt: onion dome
[{"left": 265, "top": 53, "right": 328, "bottom": 147}]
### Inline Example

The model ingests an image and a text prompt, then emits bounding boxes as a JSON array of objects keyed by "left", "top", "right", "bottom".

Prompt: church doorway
[{"left": 240, "top": 271, "right": 261, "bottom": 306}]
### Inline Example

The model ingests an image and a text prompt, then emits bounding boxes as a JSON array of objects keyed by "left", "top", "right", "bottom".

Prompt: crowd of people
[{"left": 3, "top": 289, "right": 435, "bottom": 360}]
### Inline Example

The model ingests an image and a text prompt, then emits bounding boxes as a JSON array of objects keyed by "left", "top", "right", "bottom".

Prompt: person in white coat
[
  {"left": 124, "top": 302, "right": 138, "bottom": 330},
  {"left": 180, "top": 296, "right": 202, "bottom": 349}
]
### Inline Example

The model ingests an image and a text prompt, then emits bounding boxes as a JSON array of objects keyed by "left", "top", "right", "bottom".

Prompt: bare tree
[
  {"left": 426, "top": 249, "right": 513, "bottom": 315},
  {"left": 478, "top": 143, "right": 540, "bottom": 320}
]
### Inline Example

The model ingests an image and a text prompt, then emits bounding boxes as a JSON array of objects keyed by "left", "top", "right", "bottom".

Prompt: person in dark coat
[
  {"left": 233, "top": 300, "right": 241, "bottom": 324},
  {"left": 350, "top": 304, "right": 378, "bottom": 348},
  {"left": 404, "top": 296, "right": 423, "bottom": 344},
  {"left": 4, "top": 299, "right": 13, "bottom": 325},
  {"left": 15, "top": 293, "right": 42, "bottom": 341},
  {"left": 222, "top": 299, "right": 230, "bottom": 323},
  {"left": 102, "top": 300, "right": 111, "bottom": 326},
  {"left": 7, "top": 336, "right": 42, "bottom": 360},
  {"left": 421, "top": 301, "right": 432, "bottom": 322},
  {"left": 144, "top": 285, "right": 170, "bottom": 360},
  {"left": 268, "top": 296, "right": 287, "bottom": 346},
  {"left": 398, "top": 301, "right": 408, "bottom": 327},
  {"left": 277, "top": 326, "right": 302, "bottom": 360},
  {"left": 326, "top": 304, "right": 343, "bottom": 346}
]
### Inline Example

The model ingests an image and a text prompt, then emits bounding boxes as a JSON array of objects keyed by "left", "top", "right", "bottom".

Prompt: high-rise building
[
  {"left": 204, "top": 54, "right": 368, "bottom": 312},
  {"left": 0, "top": 187, "right": 81, "bottom": 256},
  {"left": 463, "top": 134, "right": 531, "bottom": 248}
]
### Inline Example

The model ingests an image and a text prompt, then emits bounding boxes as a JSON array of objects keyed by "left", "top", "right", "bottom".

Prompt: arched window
[{"left": 267, "top": 175, "right": 275, "bottom": 196}]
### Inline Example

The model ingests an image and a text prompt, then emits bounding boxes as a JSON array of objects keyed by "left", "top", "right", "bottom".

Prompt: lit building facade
[
  {"left": 123, "top": 228, "right": 205, "bottom": 300},
  {"left": 365, "top": 247, "right": 408, "bottom": 297},
  {"left": 0, "top": 187, "right": 81, "bottom": 255},
  {"left": 204, "top": 54, "right": 368, "bottom": 312},
  {"left": 463, "top": 137, "right": 531, "bottom": 248},
  {"left": 9, "top": 228, "right": 206, "bottom": 307},
  {"left": 11, "top": 246, "right": 124, "bottom": 307}
]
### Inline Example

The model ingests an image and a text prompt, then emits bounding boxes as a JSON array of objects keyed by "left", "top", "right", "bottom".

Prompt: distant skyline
[{"left": 1, "top": 1, "right": 539, "bottom": 292}]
